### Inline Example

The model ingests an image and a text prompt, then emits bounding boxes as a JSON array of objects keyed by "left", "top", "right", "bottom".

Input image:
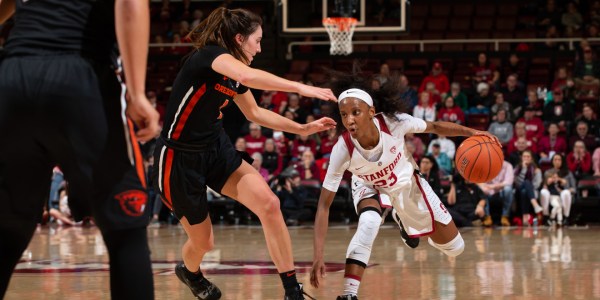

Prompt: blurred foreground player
[{"left": 0, "top": 0, "right": 160, "bottom": 298}]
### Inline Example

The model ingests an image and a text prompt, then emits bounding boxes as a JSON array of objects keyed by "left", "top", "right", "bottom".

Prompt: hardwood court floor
[{"left": 5, "top": 224, "right": 600, "bottom": 300}]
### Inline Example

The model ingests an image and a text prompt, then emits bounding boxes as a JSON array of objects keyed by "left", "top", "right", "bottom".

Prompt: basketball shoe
[
  {"left": 392, "top": 210, "right": 419, "bottom": 248},
  {"left": 284, "top": 283, "right": 316, "bottom": 300},
  {"left": 336, "top": 294, "right": 359, "bottom": 300},
  {"left": 175, "top": 262, "right": 222, "bottom": 300}
]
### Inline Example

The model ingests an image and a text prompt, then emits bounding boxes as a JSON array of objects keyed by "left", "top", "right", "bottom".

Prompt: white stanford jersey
[
  {"left": 323, "top": 113, "right": 452, "bottom": 237},
  {"left": 323, "top": 113, "right": 426, "bottom": 194}
]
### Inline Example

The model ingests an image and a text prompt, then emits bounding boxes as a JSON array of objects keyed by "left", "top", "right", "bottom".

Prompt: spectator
[
  {"left": 518, "top": 106, "right": 545, "bottom": 143},
  {"left": 290, "top": 134, "right": 317, "bottom": 161},
  {"left": 449, "top": 82, "right": 469, "bottom": 111},
  {"left": 525, "top": 89, "right": 544, "bottom": 119},
  {"left": 536, "top": 0, "right": 562, "bottom": 31},
  {"left": 569, "top": 121, "right": 598, "bottom": 151},
  {"left": 375, "top": 63, "right": 390, "bottom": 86},
  {"left": 272, "top": 168, "right": 310, "bottom": 226},
  {"left": 573, "top": 46, "right": 600, "bottom": 93},
  {"left": 190, "top": 9, "right": 204, "bottom": 28},
  {"left": 540, "top": 25, "right": 565, "bottom": 50},
  {"left": 551, "top": 66, "right": 576, "bottom": 95},
  {"left": 293, "top": 149, "right": 320, "bottom": 180},
  {"left": 567, "top": 140, "right": 592, "bottom": 179},
  {"left": 540, "top": 154, "right": 576, "bottom": 226},
  {"left": 507, "top": 121, "right": 537, "bottom": 155},
  {"left": 258, "top": 91, "right": 276, "bottom": 111},
  {"left": 282, "top": 111, "right": 298, "bottom": 140},
  {"left": 413, "top": 92, "right": 436, "bottom": 122},
  {"left": 419, "top": 62, "right": 450, "bottom": 99},
  {"left": 437, "top": 96, "right": 465, "bottom": 125},
  {"left": 260, "top": 90, "right": 288, "bottom": 115},
  {"left": 508, "top": 136, "right": 536, "bottom": 166},
  {"left": 562, "top": 2, "right": 583, "bottom": 34},
  {"left": 282, "top": 93, "right": 308, "bottom": 123},
  {"left": 405, "top": 133, "right": 426, "bottom": 160},
  {"left": 263, "top": 138, "right": 283, "bottom": 180},
  {"left": 446, "top": 175, "right": 487, "bottom": 227},
  {"left": 502, "top": 53, "right": 527, "bottom": 85},
  {"left": 500, "top": 74, "right": 526, "bottom": 111},
  {"left": 419, "top": 155, "right": 443, "bottom": 198},
  {"left": 543, "top": 87, "right": 574, "bottom": 131},
  {"left": 428, "top": 143, "right": 453, "bottom": 175},
  {"left": 251, "top": 152, "right": 270, "bottom": 181},
  {"left": 539, "top": 123, "right": 568, "bottom": 164},
  {"left": 586, "top": 23, "right": 600, "bottom": 38},
  {"left": 244, "top": 122, "right": 267, "bottom": 156},
  {"left": 399, "top": 74, "right": 419, "bottom": 109},
  {"left": 469, "top": 82, "right": 493, "bottom": 114},
  {"left": 574, "top": 104, "right": 600, "bottom": 137},
  {"left": 514, "top": 150, "right": 544, "bottom": 226},
  {"left": 272, "top": 131, "right": 290, "bottom": 160},
  {"left": 490, "top": 93, "right": 513, "bottom": 121},
  {"left": 178, "top": 20, "right": 191, "bottom": 37},
  {"left": 488, "top": 109, "right": 514, "bottom": 146},
  {"left": 593, "top": 147, "right": 600, "bottom": 176},
  {"left": 319, "top": 127, "right": 338, "bottom": 158},
  {"left": 427, "top": 135, "right": 456, "bottom": 159},
  {"left": 371, "top": 77, "right": 382, "bottom": 91},
  {"left": 472, "top": 53, "right": 500, "bottom": 88},
  {"left": 235, "top": 137, "right": 247, "bottom": 152},
  {"left": 478, "top": 160, "right": 514, "bottom": 227}
]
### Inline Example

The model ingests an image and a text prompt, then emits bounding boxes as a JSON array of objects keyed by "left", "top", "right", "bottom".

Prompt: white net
[{"left": 323, "top": 17, "right": 357, "bottom": 56}]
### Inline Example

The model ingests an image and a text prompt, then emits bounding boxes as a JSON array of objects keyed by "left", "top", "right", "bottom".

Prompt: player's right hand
[
  {"left": 126, "top": 94, "right": 161, "bottom": 142},
  {"left": 298, "top": 85, "right": 337, "bottom": 102},
  {"left": 310, "top": 258, "right": 326, "bottom": 288}
]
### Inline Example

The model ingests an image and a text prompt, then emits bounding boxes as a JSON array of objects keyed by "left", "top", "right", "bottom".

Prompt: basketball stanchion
[{"left": 322, "top": 17, "right": 358, "bottom": 55}]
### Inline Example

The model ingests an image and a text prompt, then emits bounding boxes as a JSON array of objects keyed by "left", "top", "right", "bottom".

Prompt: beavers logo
[
  {"left": 390, "top": 146, "right": 397, "bottom": 154},
  {"left": 115, "top": 190, "right": 147, "bottom": 217}
]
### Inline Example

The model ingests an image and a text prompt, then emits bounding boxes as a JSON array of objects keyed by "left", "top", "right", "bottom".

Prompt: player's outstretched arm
[
  {"left": 0, "top": 0, "right": 15, "bottom": 24},
  {"left": 310, "top": 188, "right": 336, "bottom": 289},
  {"left": 424, "top": 121, "right": 501, "bottom": 146},
  {"left": 234, "top": 91, "right": 336, "bottom": 136},
  {"left": 115, "top": 0, "right": 160, "bottom": 142},
  {"left": 212, "top": 54, "right": 337, "bottom": 102}
]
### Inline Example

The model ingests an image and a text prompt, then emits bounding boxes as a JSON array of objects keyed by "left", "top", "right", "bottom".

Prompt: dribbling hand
[
  {"left": 472, "top": 131, "right": 502, "bottom": 148},
  {"left": 126, "top": 94, "right": 161, "bottom": 142},
  {"left": 310, "top": 259, "right": 326, "bottom": 288}
]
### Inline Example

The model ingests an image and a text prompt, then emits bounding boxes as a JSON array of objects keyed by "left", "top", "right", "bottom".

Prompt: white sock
[{"left": 343, "top": 276, "right": 361, "bottom": 296}]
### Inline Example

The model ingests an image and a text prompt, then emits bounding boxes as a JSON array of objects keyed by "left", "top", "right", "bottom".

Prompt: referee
[{"left": 0, "top": 0, "right": 160, "bottom": 299}]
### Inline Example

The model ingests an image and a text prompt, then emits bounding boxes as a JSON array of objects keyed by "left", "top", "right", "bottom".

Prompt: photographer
[{"left": 272, "top": 168, "right": 311, "bottom": 226}]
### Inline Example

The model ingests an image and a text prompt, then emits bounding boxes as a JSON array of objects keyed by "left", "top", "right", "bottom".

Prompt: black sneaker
[
  {"left": 175, "top": 263, "right": 222, "bottom": 300},
  {"left": 392, "top": 211, "right": 420, "bottom": 249},
  {"left": 284, "top": 283, "right": 316, "bottom": 300},
  {"left": 336, "top": 294, "right": 358, "bottom": 300}
]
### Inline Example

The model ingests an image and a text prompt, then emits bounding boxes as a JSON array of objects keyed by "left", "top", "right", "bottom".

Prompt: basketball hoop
[{"left": 322, "top": 17, "right": 358, "bottom": 56}]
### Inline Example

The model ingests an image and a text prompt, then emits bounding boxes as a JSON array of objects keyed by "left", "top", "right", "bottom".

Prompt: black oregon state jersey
[
  {"left": 162, "top": 45, "right": 249, "bottom": 144},
  {"left": 3, "top": 0, "right": 116, "bottom": 60}
]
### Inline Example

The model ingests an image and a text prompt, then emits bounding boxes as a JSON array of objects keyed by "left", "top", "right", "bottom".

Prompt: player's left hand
[
  {"left": 302, "top": 117, "right": 337, "bottom": 136},
  {"left": 126, "top": 94, "right": 161, "bottom": 142},
  {"left": 472, "top": 130, "right": 502, "bottom": 147},
  {"left": 310, "top": 259, "right": 327, "bottom": 288}
]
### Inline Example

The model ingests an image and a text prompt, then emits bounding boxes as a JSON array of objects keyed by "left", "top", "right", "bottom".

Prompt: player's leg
[
  {"left": 338, "top": 190, "right": 382, "bottom": 300},
  {"left": 220, "top": 161, "right": 305, "bottom": 298}
]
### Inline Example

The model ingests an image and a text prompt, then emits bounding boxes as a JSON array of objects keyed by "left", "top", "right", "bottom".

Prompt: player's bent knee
[
  {"left": 256, "top": 193, "right": 281, "bottom": 218},
  {"left": 428, "top": 232, "right": 464, "bottom": 257},
  {"left": 346, "top": 210, "right": 382, "bottom": 264}
]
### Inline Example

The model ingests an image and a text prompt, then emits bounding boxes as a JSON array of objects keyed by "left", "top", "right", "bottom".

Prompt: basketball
[{"left": 455, "top": 135, "right": 504, "bottom": 183}]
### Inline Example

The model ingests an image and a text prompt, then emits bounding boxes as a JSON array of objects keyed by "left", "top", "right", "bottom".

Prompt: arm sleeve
[{"left": 322, "top": 137, "right": 351, "bottom": 192}]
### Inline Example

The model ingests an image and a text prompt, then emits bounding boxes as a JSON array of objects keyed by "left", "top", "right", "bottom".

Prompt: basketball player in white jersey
[{"left": 310, "top": 74, "right": 500, "bottom": 300}]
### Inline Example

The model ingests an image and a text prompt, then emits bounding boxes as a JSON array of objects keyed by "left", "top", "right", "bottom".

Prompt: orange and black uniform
[
  {"left": 153, "top": 45, "right": 249, "bottom": 225},
  {"left": 0, "top": 0, "right": 153, "bottom": 298}
]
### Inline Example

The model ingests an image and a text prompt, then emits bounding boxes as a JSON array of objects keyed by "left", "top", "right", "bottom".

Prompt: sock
[
  {"left": 343, "top": 274, "right": 361, "bottom": 295},
  {"left": 184, "top": 264, "right": 202, "bottom": 278},
  {"left": 279, "top": 270, "right": 299, "bottom": 291}
]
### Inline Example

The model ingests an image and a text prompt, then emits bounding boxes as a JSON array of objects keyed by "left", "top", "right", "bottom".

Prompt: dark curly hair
[{"left": 324, "top": 61, "right": 410, "bottom": 132}]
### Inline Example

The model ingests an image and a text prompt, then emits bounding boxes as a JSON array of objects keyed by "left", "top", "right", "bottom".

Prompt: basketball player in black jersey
[
  {"left": 0, "top": 0, "right": 160, "bottom": 299},
  {"left": 153, "top": 7, "right": 336, "bottom": 300}
]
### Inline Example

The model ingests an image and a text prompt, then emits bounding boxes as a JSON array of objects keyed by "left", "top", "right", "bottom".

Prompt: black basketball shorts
[{"left": 153, "top": 131, "right": 245, "bottom": 225}]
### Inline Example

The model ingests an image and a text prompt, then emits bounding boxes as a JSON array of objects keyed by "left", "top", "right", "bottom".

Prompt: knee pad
[
  {"left": 346, "top": 210, "right": 382, "bottom": 267},
  {"left": 427, "top": 232, "right": 465, "bottom": 257}
]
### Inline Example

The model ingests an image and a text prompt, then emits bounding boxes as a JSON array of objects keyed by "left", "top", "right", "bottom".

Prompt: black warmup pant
[{"left": 0, "top": 54, "right": 153, "bottom": 299}]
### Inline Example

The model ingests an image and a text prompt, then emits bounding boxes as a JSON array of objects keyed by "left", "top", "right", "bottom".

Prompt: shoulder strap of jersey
[
  {"left": 342, "top": 131, "right": 355, "bottom": 156},
  {"left": 375, "top": 113, "right": 391, "bottom": 135}
]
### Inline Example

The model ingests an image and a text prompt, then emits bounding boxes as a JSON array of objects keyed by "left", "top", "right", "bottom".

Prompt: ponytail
[{"left": 187, "top": 8, "right": 262, "bottom": 64}]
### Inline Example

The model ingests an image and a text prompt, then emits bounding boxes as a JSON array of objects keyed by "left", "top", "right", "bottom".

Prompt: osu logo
[
  {"left": 115, "top": 190, "right": 147, "bottom": 217},
  {"left": 390, "top": 146, "right": 397, "bottom": 154}
]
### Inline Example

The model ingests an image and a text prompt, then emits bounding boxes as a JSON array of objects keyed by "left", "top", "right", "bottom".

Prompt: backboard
[{"left": 279, "top": 0, "right": 409, "bottom": 35}]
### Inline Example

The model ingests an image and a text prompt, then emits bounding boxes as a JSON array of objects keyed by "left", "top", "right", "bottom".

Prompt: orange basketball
[{"left": 455, "top": 135, "right": 504, "bottom": 183}]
